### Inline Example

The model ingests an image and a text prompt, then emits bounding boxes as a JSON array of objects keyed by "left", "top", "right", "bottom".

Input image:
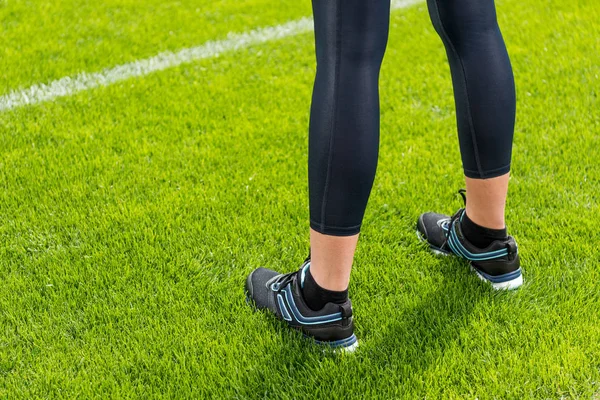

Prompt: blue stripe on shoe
[
  {"left": 451, "top": 229, "right": 508, "bottom": 259},
  {"left": 277, "top": 294, "right": 293, "bottom": 322},
  {"left": 447, "top": 231, "right": 475, "bottom": 259},
  {"left": 300, "top": 262, "right": 310, "bottom": 289},
  {"left": 448, "top": 226, "right": 509, "bottom": 261},
  {"left": 282, "top": 286, "right": 343, "bottom": 325},
  {"left": 474, "top": 267, "right": 522, "bottom": 283},
  {"left": 446, "top": 234, "right": 465, "bottom": 257}
]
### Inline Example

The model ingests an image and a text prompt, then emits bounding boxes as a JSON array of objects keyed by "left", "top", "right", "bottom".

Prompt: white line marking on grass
[{"left": 0, "top": 0, "right": 423, "bottom": 112}]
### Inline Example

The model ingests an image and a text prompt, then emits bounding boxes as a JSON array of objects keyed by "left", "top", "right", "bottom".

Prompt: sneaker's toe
[
  {"left": 417, "top": 212, "right": 450, "bottom": 249},
  {"left": 245, "top": 267, "right": 279, "bottom": 310}
]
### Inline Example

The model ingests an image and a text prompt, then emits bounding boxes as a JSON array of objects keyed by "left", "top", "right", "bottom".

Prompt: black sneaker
[
  {"left": 245, "top": 258, "right": 358, "bottom": 352},
  {"left": 417, "top": 194, "right": 522, "bottom": 290}
]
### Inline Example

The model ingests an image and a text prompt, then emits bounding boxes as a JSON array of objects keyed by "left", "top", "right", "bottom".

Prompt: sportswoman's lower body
[{"left": 246, "top": 0, "right": 521, "bottom": 350}]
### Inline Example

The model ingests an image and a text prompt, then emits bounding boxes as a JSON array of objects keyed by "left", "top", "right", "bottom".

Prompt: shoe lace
[
  {"left": 271, "top": 251, "right": 310, "bottom": 292},
  {"left": 272, "top": 270, "right": 297, "bottom": 292}
]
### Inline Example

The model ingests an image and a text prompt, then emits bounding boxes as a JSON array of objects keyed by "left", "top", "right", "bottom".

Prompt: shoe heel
[{"left": 472, "top": 268, "right": 523, "bottom": 290}]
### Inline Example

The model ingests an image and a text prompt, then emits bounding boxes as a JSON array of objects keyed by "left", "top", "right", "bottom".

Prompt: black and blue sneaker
[
  {"left": 417, "top": 195, "right": 523, "bottom": 290},
  {"left": 245, "top": 258, "right": 358, "bottom": 352}
]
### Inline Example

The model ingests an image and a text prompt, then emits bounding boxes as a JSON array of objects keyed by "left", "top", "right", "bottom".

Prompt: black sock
[
  {"left": 301, "top": 267, "right": 348, "bottom": 311},
  {"left": 461, "top": 212, "right": 508, "bottom": 249}
]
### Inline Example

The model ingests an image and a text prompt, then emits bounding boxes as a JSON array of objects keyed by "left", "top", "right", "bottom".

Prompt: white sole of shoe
[{"left": 337, "top": 340, "right": 359, "bottom": 354}]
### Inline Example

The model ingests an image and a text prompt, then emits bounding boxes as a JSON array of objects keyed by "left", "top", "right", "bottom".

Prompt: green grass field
[{"left": 1, "top": 0, "right": 599, "bottom": 397}]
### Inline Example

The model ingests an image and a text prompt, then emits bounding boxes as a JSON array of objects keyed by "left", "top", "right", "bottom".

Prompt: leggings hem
[
  {"left": 464, "top": 164, "right": 511, "bottom": 179},
  {"left": 310, "top": 220, "right": 361, "bottom": 237}
]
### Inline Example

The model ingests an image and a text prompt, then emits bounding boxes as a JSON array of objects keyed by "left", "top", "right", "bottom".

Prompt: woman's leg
[
  {"left": 428, "top": 0, "right": 515, "bottom": 228},
  {"left": 418, "top": 0, "right": 522, "bottom": 290},
  {"left": 307, "top": 0, "right": 390, "bottom": 301},
  {"left": 245, "top": 0, "right": 391, "bottom": 349}
]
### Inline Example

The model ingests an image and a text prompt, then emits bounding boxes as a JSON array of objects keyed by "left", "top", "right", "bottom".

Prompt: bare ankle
[
  {"left": 464, "top": 174, "right": 510, "bottom": 229},
  {"left": 309, "top": 229, "right": 358, "bottom": 291}
]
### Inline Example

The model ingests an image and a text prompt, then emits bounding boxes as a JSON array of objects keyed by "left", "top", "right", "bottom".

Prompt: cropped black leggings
[{"left": 308, "top": 0, "right": 516, "bottom": 236}]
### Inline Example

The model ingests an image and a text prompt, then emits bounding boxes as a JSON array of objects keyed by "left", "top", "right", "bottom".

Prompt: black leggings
[{"left": 308, "top": 0, "right": 516, "bottom": 236}]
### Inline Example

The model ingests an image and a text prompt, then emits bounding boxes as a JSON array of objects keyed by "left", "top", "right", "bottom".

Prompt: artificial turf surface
[{"left": 1, "top": 0, "right": 599, "bottom": 397}]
